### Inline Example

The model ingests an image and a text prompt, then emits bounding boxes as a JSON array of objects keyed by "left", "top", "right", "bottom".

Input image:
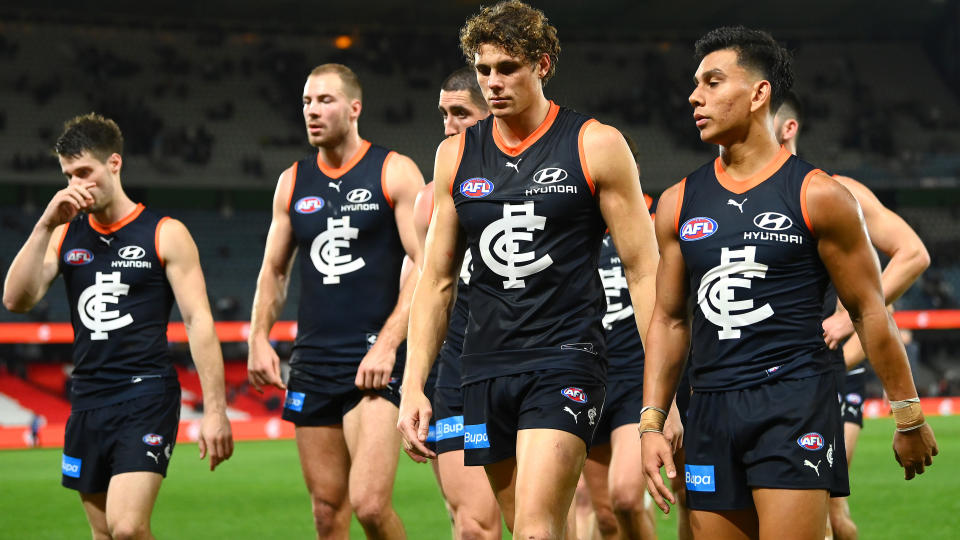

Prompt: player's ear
[
  {"left": 535, "top": 53, "right": 550, "bottom": 80},
  {"left": 350, "top": 99, "right": 362, "bottom": 121},
  {"left": 107, "top": 153, "right": 122, "bottom": 174},
  {"left": 750, "top": 79, "right": 771, "bottom": 113}
]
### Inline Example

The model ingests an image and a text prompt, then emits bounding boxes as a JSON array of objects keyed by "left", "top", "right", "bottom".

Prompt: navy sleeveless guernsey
[
  {"left": 676, "top": 147, "right": 834, "bottom": 391},
  {"left": 599, "top": 237, "right": 646, "bottom": 375},
  {"left": 287, "top": 142, "right": 406, "bottom": 377},
  {"left": 58, "top": 204, "right": 177, "bottom": 410},
  {"left": 451, "top": 102, "right": 607, "bottom": 384},
  {"left": 435, "top": 252, "right": 473, "bottom": 389}
]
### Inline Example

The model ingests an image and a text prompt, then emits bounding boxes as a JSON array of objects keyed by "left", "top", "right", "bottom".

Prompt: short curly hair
[
  {"left": 459, "top": 0, "right": 560, "bottom": 84},
  {"left": 54, "top": 113, "right": 124, "bottom": 162}
]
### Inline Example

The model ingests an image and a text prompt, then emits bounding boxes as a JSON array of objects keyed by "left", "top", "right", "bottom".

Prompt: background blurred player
[
  {"left": 3, "top": 112, "right": 233, "bottom": 540},
  {"left": 247, "top": 64, "right": 423, "bottom": 539},
  {"left": 408, "top": 65, "right": 502, "bottom": 539},
  {"left": 774, "top": 91, "right": 930, "bottom": 540}
]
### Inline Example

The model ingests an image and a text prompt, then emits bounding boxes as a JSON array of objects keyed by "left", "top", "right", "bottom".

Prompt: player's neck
[
  {"left": 494, "top": 97, "right": 552, "bottom": 146},
  {"left": 718, "top": 128, "right": 783, "bottom": 181},
  {"left": 317, "top": 131, "right": 364, "bottom": 169},
  {"left": 91, "top": 192, "right": 138, "bottom": 227}
]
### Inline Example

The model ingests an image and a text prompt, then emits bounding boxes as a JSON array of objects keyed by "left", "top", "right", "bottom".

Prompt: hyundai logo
[
  {"left": 119, "top": 245, "right": 146, "bottom": 260},
  {"left": 533, "top": 167, "right": 568, "bottom": 184},
  {"left": 753, "top": 212, "right": 793, "bottom": 231},
  {"left": 346, "top": 188, "right": 372, "bottom": 204}
]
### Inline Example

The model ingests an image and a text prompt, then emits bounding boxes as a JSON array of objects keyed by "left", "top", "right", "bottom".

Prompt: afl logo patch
[
  {"left": 295, "top": 196, "right": 325, "bottom": 214},
  {"left": 533, "top": 167, "right": 568, "bottom": 184},
  {"left": 797, "top": 432, "right": 824, "bottom": 451},
  {"left": 118, "top": 246, "right": 146, "bottom": 260},
  {"left": 64, "top": 248, "right": 93, "bottom": 265},
  {"left": 680, "top": 217, "right": 718, "bottom": 241},
  {"left": 845, "top": 393, "right": 862, "bottom": 406},
  {"left": 561, "top": 387, "right": 588, "bottom": 403},
  {"left": 142, "top": 433, "right": 164, "bottom": 446},
  {"left": 460, "top": 178, "right": 494, "bottom": 198},
  {"left": 753, "top": 212, "right": 793, "bottom": 231},
  {"left": 346, "top": 188, "right": 372, "bottom": 204}
]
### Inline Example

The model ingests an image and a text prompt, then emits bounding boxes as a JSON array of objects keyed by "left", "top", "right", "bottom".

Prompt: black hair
[
  {"left": 54, "top": 113, "right": 123, "bottom": 161},
  {"left": 694, "top": 26, "right": 794, "bottom": 112}
]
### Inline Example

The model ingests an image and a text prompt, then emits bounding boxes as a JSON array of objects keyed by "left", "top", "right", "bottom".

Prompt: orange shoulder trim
[
  {"left": 800, "top": 169, "right": 823, "bottom": 236},
  {"left": 674, "top": 178, "right": 687, "bottom": 235},
  {"left": 286, "top": 161, "right": 299, "bottom": 212},
  {"left": 155, "top": 217, "right": 172, "bottom": 267},
  {"left": 577, "top": 119, "right": 599, "bottom": 196}
]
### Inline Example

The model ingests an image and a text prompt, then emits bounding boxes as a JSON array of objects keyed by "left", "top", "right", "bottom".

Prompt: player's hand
[
  {"left": 893, "top": 423, "right": 938, "bottom": 480},
  {"left": 247, "top": 337, "right": 285, "bottom": 392},
  {"left": 355, "top": 339, "right": 396, "bottom": 390},
  {"left": 640, "top": 430, "right": 677, "bottom": 514},
  {"left": 663, "top": 404, "right": 684, "bottom": 454},
  {"left": 198, "top": 410, "right": 234, "bottom": 471},
  {"left": 39, "top": 182, "right": 96, "bottom": 229},
  {"left": 397, "top": 388, "right": 436, "bottom": 463},
  {"left": 822, "top": 311, "right": 855, "bottom": 350}
]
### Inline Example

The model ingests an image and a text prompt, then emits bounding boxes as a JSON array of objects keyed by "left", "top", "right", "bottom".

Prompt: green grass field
[{"left": 1, "top": 416, "right": 957, "bottom": 539}]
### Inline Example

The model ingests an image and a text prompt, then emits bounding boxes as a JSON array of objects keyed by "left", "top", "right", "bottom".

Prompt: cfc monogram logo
[
  {"left": 697, "top": 246, "right": 774, "bottom": 340},
  {"left": 78, "top": 272, "right": 134, "bottom": 340},
  {"left": 479, "top": 202, "right": 553, "bottom": 289},
  {"left": 310, "top": 216, "right": 366, "bottom": 284}
]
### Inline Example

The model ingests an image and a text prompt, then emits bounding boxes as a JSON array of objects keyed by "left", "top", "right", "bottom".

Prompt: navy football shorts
[
  {"left": 432, "top": 384, "right": 465, "bottom": 454},
  {"left": 462, "top": 370, "right": 606, "bottom": 466},
  {"left": 62, "top": 388, "right": 181, "bottom": 493},
  {"left": 282, "top": 366, "right": 402, "bottom": 426},
  {"left": 683, "top": 372, "right": 849, "bottom": 511},
  {"left": 839, "top": 366, "right": 866, "bottom": 428},
  {"left": 591, "top": 371, "right": 642, "bottom": 445}
]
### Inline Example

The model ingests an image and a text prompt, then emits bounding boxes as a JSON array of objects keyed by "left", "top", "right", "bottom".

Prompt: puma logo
[
  {"left": 804, "top": 459, "right": 821, "bottom": 477},
  {"left": 563, "top": 406, "right": 581, "bottom": 424},
  {"left": 727, "top": 198, "right": 747, "bottom": 213},
  {"left": 505, "top": 159, "right": 522, "bottom": 174},
  {"left": 99, "top": 236, "right": 114, "bottom": 246},
  {"left": 329, "top": 180, "right": 342, "bottom": 193},
  {"left": 146, "top": 451, "right": 160, "bottom": 464}
]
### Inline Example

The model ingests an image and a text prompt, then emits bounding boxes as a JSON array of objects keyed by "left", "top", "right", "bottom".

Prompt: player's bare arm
[
  {"left": 159, "top": 218, "right": 234, "bottom": 471},
  {"left": 247, "top": 166, "right": 298, "bottom": 392},
  {"left": 355, "top": 152, "right": 425, "bottom": 390},
  {"left": 821, "top": 175, "right": 930, "bottom": 348},
  {"left": 397, "top": 135, "right": 465, "bottom": 462},
  {"left": 587, "top": 122, "right": 659, "bottom": 346},
  {"left": 3, "top": 181, "right": 96, "bottom": 311},
  {"left": 639, "top": 182, "right": 691, "bottom": 514},
  {"left": 808, "top": 172, "right": 938, "bottom": 479}
]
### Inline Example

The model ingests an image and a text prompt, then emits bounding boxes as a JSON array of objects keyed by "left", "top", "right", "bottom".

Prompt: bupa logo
[
  {"left": 142, "top": 433, "right": 164, "bottom": 446},
  {"left": 464, "top": 423, "right": 491, "bottom": 449},
  {"left": 753, "top": 212, "right": 793, "bottom": 231},
  {"left": 285, "top": 391, "right": 305, "bottom": 412},
  {"left": 533, "top": 167, "right": 568, "bottom": 184},
  {"left": 561, "top": 387, "right": 588, "bottom": 404},
  {"left": 846, "top": 393, "right": 863, "bottom": 406},
  {"left": 119, "top": 246, "right": 146, "bottom": 260},
  {"left": 64, "top": 248, "right": 94, "bottom": 265},
  {"left": 685, "top": 464, "right": 716, "bottom": 492},
  {"left": 295, "top": 196, "right": 325, "bottom": 214},
  {"left": 346, "top": 188, "right": 372, "bottom": 204},
  {"left": 797, "top": 432, "right": 824, "bottom": 451},
  {"left": 62, "top": 454, "right": 82, "bottom": 478},
  {"left": 680, "top": 217, "right": 718, "bottom": 241},
  {"left": 436, "top": 415, "right": 465, "bottom": 440},
  {"left": 460, "top": 178, "right": 494, "bottom": 198}
]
